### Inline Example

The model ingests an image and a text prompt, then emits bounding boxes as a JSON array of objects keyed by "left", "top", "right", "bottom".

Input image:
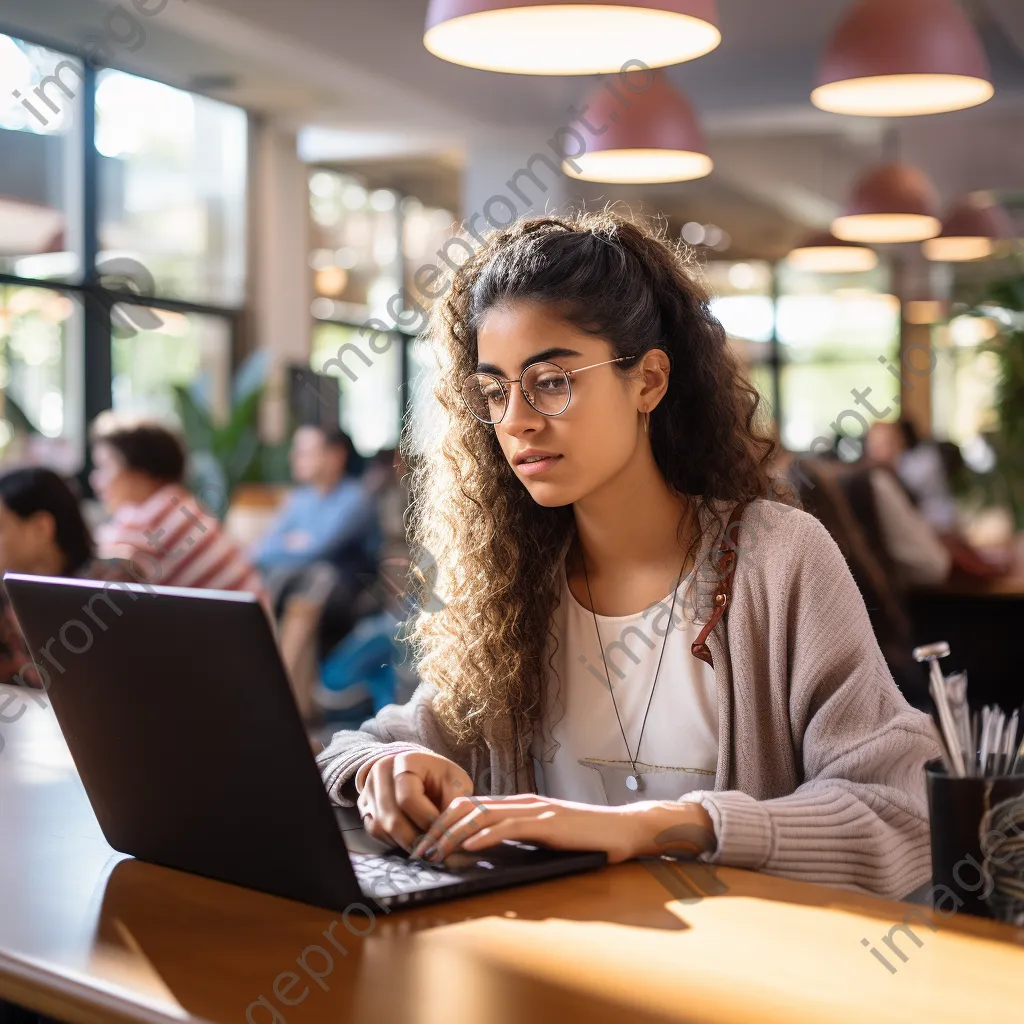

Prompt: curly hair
[{"left": 399, "top": 208, "right": 778, "bottom": 769}]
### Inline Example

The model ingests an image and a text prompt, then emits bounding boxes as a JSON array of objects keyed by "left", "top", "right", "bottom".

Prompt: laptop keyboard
[{"left": 351, "top": 851, "right": 465, "bottom": 900}]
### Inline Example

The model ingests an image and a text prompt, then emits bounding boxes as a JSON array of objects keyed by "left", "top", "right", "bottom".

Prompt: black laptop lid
[{"left": 4, "top": 573, "right": 363, "bottom": 912}]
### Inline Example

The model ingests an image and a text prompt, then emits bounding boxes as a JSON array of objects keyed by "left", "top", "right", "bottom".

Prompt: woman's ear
[{"left": 637, "top": 348, "right": 671, "bottom": 413}]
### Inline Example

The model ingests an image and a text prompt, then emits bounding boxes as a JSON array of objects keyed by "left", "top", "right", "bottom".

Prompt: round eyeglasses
[{"left": 460, "top": 357, "right": 632, "bottom": 425}]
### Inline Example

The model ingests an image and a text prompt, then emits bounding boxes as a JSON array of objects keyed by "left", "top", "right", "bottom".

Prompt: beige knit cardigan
[{"left": 316, "top": 500, "right": 942, "bottom": 900}]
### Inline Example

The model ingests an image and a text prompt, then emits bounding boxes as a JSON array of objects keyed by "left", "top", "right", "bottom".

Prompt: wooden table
[{"left": 2, "top": 684, "right": 1023, "bottom": 1024}]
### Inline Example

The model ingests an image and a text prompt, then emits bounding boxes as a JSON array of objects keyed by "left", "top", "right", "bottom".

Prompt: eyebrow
[{"left": 475, "top": 347, "right": 584, "bottom": 377}]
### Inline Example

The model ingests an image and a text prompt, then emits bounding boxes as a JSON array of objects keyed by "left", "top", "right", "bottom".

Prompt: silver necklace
[{"left": 578, "top": 540, "right": 689, "bottom": 794}]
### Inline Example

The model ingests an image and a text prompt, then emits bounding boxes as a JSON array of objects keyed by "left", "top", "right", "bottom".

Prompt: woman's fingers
[
  {"left": 461, "top": 814, "right": 556, "bottom": 851},
  {"left": 438, "top": 770, "right": 476, "bottom": 812},
  {"left": 392, "top": 770, "right": 441, "bottom": 833},
  {"left": 360, "top": 763, "right": 420, "bottom": 851},
  {"left": 412, "top": 799, "right": 545, "bottom": 861}
]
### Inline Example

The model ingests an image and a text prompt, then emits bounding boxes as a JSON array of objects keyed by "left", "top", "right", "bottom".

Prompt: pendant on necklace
[{"left": 625, "top": 774, "right": 643, "bottom": 792}]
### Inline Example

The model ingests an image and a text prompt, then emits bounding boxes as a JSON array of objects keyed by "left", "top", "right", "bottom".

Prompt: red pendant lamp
[
  {"left": 923, "top": 194, "right": 1014, "bottom": 262},
  {"left": 832, "top": 162, "right": 941, "bottom": 243},
  {"left": 561, "top": 70, "right": 712, "bottom": 184},
  {"left": 786, "top": 230, "right": 878, "bottom": 273},
  {"left": 812, "top": 0, "right": 993, "bottom": 117},
  {"left": 423, "top": 0, "right": 721, "bottom": 75}
]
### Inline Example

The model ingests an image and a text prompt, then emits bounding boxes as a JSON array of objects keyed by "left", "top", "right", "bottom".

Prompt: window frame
[{"left": 0, "top": 27, "right": 248, "bottom": 475}]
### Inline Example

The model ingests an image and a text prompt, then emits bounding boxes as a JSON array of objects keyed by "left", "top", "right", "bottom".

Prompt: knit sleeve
[
  {"left": 315, "top": 680, "right": 471, "bottom": 806},
  {"left": 682, "top": 513, "right": 942, "bottom": 900}
]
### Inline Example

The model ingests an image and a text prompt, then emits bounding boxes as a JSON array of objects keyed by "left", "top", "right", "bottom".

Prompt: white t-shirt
[{"left": 531, "top": 562, "right": 720, "bottom": 806}]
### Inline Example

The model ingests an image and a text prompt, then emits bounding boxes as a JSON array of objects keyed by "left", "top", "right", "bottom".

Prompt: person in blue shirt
[
  {"left": 256, "top": 426, "right": 382, "bottom": 659},
  {"left": 254, "top": 425, "right": 378, "bottom": 577}
]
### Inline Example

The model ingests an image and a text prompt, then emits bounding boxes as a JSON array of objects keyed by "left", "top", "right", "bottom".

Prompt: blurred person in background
[
  {"left": 259, "top": 428, "right": 383, "bottom": 719},
  {"left": 865, "top": 420, "right": 1004, "bottom": 580},
  {"left": 89, "top": 414, "right": 267, "bottom": 604},
  {"left": 314, "top": 447, "right": 418, "bottom": 716},
  {"left": 252, "top": 426, "right": 379, "bottom": 585},
  {"left": 854, "top": 424, "right": 952, "bottom": 589},
  {"left": 0, "top": 467, "right": 130, "bottom": 688},
  {"left": 866, "top": 420, "right": 957, "bottom": 532}
]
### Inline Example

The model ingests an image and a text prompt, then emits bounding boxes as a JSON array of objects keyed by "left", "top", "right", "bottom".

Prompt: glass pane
[
  {"left": 706, "top": 260, "right": 774, "bottom": 343},
  {"left": 0, "top": 283, "right": 84, "bottom": 470},
  {"left": 111, "top": 306, "right": 231, "bottom": 423},
  {"left": 777, "top": 292, "right": 900, "bottom": 359},
  {"left": 779, "top": 360, "right": 900, "bottom": 453},
  {"left": 311, "top": 322, "right": 401, "bottom": 456},
  {"left": 309, "top": 170, "right": 401, "bottom": 324},
  {"left": 932, "top": 318, "right": 1000, "bottom": 446},
  {"left": 96, "top": 70, "right": 247, "bottom": 306},
  {"left": 402, "top": 196, "right": 456, "bottom": 326},
  {"left": 0, "top": 35, "right": 83, "bottom": 281}
]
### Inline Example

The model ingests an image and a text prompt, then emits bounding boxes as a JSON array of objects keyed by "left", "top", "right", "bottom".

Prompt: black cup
[{"left": 925, "top": 759, "right": 1024, "bottom": 919}]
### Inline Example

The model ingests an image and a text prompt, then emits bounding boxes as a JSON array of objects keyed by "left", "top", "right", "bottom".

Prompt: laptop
[{"left": 3, "top": 573, "right": 607, "bottom": 912}]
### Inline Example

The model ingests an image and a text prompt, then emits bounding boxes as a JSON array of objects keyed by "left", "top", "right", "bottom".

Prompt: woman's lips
[{"left": 516, "top": 455, "right": 563, "bottom": 477}]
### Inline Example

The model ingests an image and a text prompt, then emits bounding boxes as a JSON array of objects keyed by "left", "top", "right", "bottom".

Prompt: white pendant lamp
[
  {"left": 832, "top": 162, "right": 941, "bottom": 244},
  {"left": 812, "top": 0, "right": 993, "bottom": 117},
  {"left": 561, "top": 70, "right": 712, "bottom": 184},
  {"left": 423, "top": 0, "right": 721, "bottom": 75},
  {"left": 786, "top": 230, "right": 878, "bottom": 273},
  {"left": 923, "top": 194, "right": 1013, "bottom": 262}
]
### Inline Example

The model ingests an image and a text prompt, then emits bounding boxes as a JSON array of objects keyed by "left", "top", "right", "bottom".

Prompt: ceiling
[{"left": 3, "top": 0, "right": 1023, "bottom": 257}]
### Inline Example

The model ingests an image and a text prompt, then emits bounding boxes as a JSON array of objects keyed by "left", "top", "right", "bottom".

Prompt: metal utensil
[
  {"left": 914, "top": 642, "right": 965, "bottom": 777},
  {"left": 944, "top": 670, "right": 972, "bottom": 775}
]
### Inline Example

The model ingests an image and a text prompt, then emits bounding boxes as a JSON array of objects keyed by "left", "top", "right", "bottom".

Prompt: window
[
  {"left": 705, "top": 260, "right": 776, "bottom": 417},
  {"left": 0, "top": 35, "right": 247, "bottom": 470},
  {"left": 932, "top": 315, "right": 1001, "bottom": 446},
  {"left": 0, "top": 35, "right": 83, "bottom": 282},
  {"left": 112, "top": 307, "right": 232, "bottom": 423},
  {"left": 96, "top": 70, "right": 247, "bottom": 306},
  {"left": 0, "top": 284, "right": 83, "bottom": 468},
  {"left": 776, "top": 262, "right": 899, "bottom": 453},
  {"left": 701, "top": 259, "right": 901, "bottom": 452},
  {"left": 308, "top": 168, "right": 455, "bottom": 454},
  {"left": 311, "top": 323, "right": 402, "bottom": 457},
  {"left": 309, "top": 170, "right": 402, "bottom": 323}
]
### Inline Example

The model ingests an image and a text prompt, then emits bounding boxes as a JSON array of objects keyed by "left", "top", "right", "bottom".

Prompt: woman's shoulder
[{"left": 731, "top": 498, "right": 844, "bottom": 579}]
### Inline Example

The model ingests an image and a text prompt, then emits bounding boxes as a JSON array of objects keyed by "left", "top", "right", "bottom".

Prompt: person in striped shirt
[{"left": 89, "top": 414, "right": 269, "bottom": 610}]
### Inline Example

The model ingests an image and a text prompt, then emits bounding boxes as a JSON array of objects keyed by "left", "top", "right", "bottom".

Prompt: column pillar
[{"left": 249, "top": 120, "right": 310, "bottom": 443}]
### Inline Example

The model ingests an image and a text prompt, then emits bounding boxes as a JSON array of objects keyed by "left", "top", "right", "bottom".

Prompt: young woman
[
  {"left": 0, "top": 467, "right": 128, "bottom": 687},
  {"left": 316, "top": 211, "right": 940, "bottom": 899}
]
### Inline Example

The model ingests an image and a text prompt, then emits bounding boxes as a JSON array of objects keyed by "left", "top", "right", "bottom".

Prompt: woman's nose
[{"left": 501, "top": 384, "right": 544, "bottom": 433}]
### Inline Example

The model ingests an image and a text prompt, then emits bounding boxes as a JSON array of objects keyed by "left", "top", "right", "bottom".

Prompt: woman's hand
[
  {"left": 409, "top": 794, "right": 717, "bottom": 865},
  {"left": 356, "top": 750, "right": 474, "bottom": 852}
]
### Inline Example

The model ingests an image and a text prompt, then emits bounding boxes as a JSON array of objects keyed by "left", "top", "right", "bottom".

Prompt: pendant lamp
[
  {"left": 786, "top": 230, "right": 878, "bottom": 273},
  {"left": 923, "top": 194, "right": 1013, "bottom": 262},
  {"left": 561, "top": 70, "right": 712, "bottom": 184},
  {"left": 812, "top": 0, "right": 993, "bottom": 117},
  {"left": 423, "top": 0, "right": 720, "bottom": 75},
  {"left": 832, "top": 162, "right": 941, "bottom": 243}
]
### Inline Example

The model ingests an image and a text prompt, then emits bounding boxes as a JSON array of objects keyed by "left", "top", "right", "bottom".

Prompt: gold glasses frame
[{"left": 460, "top": 356, "right": 633, "bottom": 425}]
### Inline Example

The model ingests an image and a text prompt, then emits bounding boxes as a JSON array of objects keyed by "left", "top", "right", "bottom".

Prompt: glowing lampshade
[
  {"left": 812, "top": 0, "right": 993, "bottom": 116},
  {"left": 562, "top": 71, "right": 711, "bottom": 184},
  {"left": 786, "top": 231, "right": 878, "bottom": 273},
  {"left": 923, "top": 194, "right": 1013, "bottom": 262},
  {"left": 832, "top": 162, "right": 941, "bottom": 243},
  {"left": 423, "top": 0, "right": 720, "bottom": 75}
]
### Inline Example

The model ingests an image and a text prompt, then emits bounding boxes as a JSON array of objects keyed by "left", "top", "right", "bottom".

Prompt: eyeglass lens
[{"left": 462, "top": 362, "right": 570, "bottom": 423}]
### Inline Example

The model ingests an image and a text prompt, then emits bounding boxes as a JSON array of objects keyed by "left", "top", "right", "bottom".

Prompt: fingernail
[{"left": 423, "top": 846, "right": 438, "bottom": 862}]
